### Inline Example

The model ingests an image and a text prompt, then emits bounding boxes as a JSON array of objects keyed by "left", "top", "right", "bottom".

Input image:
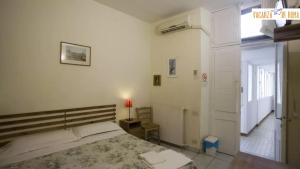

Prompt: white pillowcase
[
  {"left": 1, "top": 129, "right": 78, "bottom": 156},
  {"left": 72, "top": 121, "right": 121, "bottom": 138}
]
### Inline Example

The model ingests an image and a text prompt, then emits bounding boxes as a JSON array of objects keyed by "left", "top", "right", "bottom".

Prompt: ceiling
[
  {"left": 242, "top": 45, "right": 276, "bottom": 72},
  {"left": 94, "top": 0, "right": 250, "bottom": 22}
]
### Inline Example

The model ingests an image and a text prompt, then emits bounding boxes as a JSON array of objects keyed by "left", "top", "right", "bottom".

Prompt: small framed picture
[
  {"left": 60, "top": 42, "right": 91, "bottom": 66},
  {"left": 168, "top": 58, "right": 176, "bottom": 77},
  {"left": 153, "top": 75, "right": 161, "bottom": 86}
]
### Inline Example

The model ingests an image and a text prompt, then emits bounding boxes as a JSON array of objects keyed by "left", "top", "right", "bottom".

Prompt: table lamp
[{"left": 125, "top": 98, "right": 133, "bottom": 121}]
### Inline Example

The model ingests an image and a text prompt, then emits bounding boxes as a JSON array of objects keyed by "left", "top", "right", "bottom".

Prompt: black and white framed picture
[
  {"left": 168, "top": 58, "right": 176, "bottom": 77},
  {"left": 60, "top": 42, "right": 91, "bottom": 66}
]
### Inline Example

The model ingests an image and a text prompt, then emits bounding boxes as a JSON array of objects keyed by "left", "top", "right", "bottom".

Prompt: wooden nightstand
[{"left": 119, "top": 119, "right": 144, "bottom": 139}]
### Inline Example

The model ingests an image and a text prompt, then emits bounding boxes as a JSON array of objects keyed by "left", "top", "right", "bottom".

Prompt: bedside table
[{"left": 119, "top": 119, "right": 144, "bottom": 139}]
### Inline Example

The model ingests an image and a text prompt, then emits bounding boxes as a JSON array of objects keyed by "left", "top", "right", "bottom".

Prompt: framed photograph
[
  {"left": 153, "top": 75, "right": 161, "bottom": 86},
  {"left": 60, "top": 42, "right": 91, "bottom": 66},
  {"left": 168, "top": 58, "right": 176, "bottom": 77}
]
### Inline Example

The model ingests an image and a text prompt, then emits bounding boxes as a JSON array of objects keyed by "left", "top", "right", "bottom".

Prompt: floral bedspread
[{"left": 2, "top": 134, "right": 197, "bottom": 169}]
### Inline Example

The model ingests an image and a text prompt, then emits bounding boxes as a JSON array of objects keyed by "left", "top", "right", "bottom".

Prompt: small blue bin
[{"left": 203, "top": 136, "right": 219, "bottom": 156}]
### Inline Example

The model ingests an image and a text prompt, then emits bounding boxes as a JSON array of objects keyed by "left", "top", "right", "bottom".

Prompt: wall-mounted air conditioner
[
  {"left": 157, "top": 11, "right": 210, "bottom": 35},
  {"left": 158, "top": 15, "right": 192, "bottom": 34}
]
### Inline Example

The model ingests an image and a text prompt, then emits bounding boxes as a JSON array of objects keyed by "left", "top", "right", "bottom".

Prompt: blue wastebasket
[{"left": 203, "top": 136, "right": 219, "bottom": 156}]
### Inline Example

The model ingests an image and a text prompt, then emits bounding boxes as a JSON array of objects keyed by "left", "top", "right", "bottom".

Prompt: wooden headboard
[{"left": 0, "top": 104, "right": 116, "bottom": 146}]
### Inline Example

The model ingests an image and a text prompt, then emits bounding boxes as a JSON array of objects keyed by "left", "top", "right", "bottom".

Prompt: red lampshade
[{"left": 124, "top": 99, "right": 133, "bottom": 108}]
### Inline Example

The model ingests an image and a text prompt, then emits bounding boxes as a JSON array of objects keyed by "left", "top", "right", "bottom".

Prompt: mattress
[{"left": 0, "top": 132, "right": 197, "bottom": 169}]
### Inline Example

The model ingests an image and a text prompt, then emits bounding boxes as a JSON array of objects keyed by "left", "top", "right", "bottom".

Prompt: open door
[
  {"left": 274, "top": 42, "right": 287, "bottom": 162},
  {"left": 286, "top": 39, "right": 300, "bottom": 167}
]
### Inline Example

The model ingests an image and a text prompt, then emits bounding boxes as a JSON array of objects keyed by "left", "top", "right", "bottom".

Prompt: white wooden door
[
  {"left": 212, "top": 5, "right": 240, "bottom": 47},
  {"left": 212, "top": 45, "right": 241, "bottom": 155},
  {"left": 274, "top": 42, "right": 287, "bottom": 162},
  {"left": 211, "top": 5, "right": 241, "bottom": 155}
]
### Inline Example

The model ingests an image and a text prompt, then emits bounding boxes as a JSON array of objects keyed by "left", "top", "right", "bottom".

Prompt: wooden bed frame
[{"left": 0, "top": 104, "right": 116, "bottom": 146}]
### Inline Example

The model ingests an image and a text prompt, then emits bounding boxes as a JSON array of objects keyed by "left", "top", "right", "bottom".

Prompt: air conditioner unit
[{"left": 158, "top": 15, "right": 192, "bottom": 34}]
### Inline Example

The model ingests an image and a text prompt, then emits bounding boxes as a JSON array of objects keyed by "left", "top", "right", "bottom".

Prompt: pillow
[
  {"left": 72, "top": 121, "right": 121, "bottom": 138},
  {"left": 1, "top": 129, "right": 78, "bottom": 156}
]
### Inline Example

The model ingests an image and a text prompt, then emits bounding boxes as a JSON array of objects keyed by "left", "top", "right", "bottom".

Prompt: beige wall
[
  {"left": 150, "top": 8, "right": 211, "bottom": 149},
  {"left": 151, "top": 29, "right": 202, "bottom": 147},
  {"left": 0, "top": 0, "right": 213, "bottom": 149},
  {"left": 0, "top": 0, "right": 152, "bottom": 120}
]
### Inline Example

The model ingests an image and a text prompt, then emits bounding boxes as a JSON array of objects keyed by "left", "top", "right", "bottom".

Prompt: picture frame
[
  {"left": 168, "top": 58, "right": 176, "bottom": 77},
  {"left": 153, "top": 75, "right": 161, "bottom": 86},
  {"left": 60, "top": 42, "right": 91, "bottom": 66}
]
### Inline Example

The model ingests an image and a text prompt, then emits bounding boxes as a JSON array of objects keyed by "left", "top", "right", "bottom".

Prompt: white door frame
[
  {"left": 238, "top": 41, "right": 286, "bottom": 162},
  {"left": 274, "top": 42, "right": 287, "bottom": 163}
]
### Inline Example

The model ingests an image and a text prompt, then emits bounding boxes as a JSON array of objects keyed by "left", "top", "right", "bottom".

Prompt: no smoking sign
[{"left": 202, "top": 73, "right": 208, "bottom": 82}]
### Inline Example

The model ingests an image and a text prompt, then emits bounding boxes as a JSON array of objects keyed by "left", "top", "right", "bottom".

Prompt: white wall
[
  {"left": 258, "top": 96, "right": 274, "bottom": 122},
  {"left": 243, "top": 64, "right": 259, "bottom": 134},
  {"left": 150, "top": 8, "right": 211, "bottom": 149},
  {"left": 0, "top": 0, "right": 152, "bottom": 121}
]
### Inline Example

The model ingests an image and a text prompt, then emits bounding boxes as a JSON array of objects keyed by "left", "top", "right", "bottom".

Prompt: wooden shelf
[{"left": 274, "top": 23, "right": 300, "bottom": 42}]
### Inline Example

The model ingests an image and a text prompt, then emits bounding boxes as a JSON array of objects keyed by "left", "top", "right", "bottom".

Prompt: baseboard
[
  {"left": 160, "top": 140, "right": 201, "bottom": 153},
  {"left": 240, "top": 110, "right": 274, "bottom": 136},
  {"left": 183, "top": 145, "right": 201, "bottom": 153},
  {"left": 160, "top": 140, "right": 184, "bottom": 148},
  {"left": 240, "top": 124, "right": 258, "bottom": 136},
  {"left": 240, "top": 133, "right": 247, "bottom": 136},
  {"left": 257, "top": 110, "right": 274, "bottom": 126}
]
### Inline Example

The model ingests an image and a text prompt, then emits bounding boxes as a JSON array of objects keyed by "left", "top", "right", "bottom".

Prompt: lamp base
[{"left": 127, "top": 107, "right": 132, "bottom": 121}]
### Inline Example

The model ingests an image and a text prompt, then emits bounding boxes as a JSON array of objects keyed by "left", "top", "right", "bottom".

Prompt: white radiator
[{"left": 152, "top": 103, "right": 184, "bottom": 146}]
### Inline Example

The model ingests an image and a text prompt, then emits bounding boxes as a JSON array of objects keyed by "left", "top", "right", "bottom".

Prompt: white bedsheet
[{"left": 0, "top": 129, "right": 126, "bottom": 167}]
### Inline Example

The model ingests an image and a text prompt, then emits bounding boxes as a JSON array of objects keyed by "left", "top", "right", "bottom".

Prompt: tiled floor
[
  {"left": 160, "top": 143, "right": 234, "bottom": 169},
  {"left": 240, "top": 113, "right": 275, "bottom": 160}
]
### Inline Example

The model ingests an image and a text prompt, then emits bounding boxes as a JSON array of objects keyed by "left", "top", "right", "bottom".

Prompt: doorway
[{"left": 240, "top": 44, "right": 276, "bottom": 160}]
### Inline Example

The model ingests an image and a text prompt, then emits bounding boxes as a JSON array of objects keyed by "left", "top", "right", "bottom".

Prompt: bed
[{"left": 0, "top": 104, "right": 197, "bottom": 169}]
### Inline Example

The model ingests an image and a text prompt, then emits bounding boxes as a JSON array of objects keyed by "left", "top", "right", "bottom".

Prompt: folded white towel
[
  {"left": 154, "top": 150, "right": 192, "bottom": 169},
  {"left": 140, "top": 151, "right": 166, "bottom": 165},
  {"left": 140, "top": 150, "right": 192, "bottom": 169}
]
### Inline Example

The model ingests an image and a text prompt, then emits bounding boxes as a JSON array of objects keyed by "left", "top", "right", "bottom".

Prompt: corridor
[{"left": 240, "top": 113, "right": 275, "bottom": 160}]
